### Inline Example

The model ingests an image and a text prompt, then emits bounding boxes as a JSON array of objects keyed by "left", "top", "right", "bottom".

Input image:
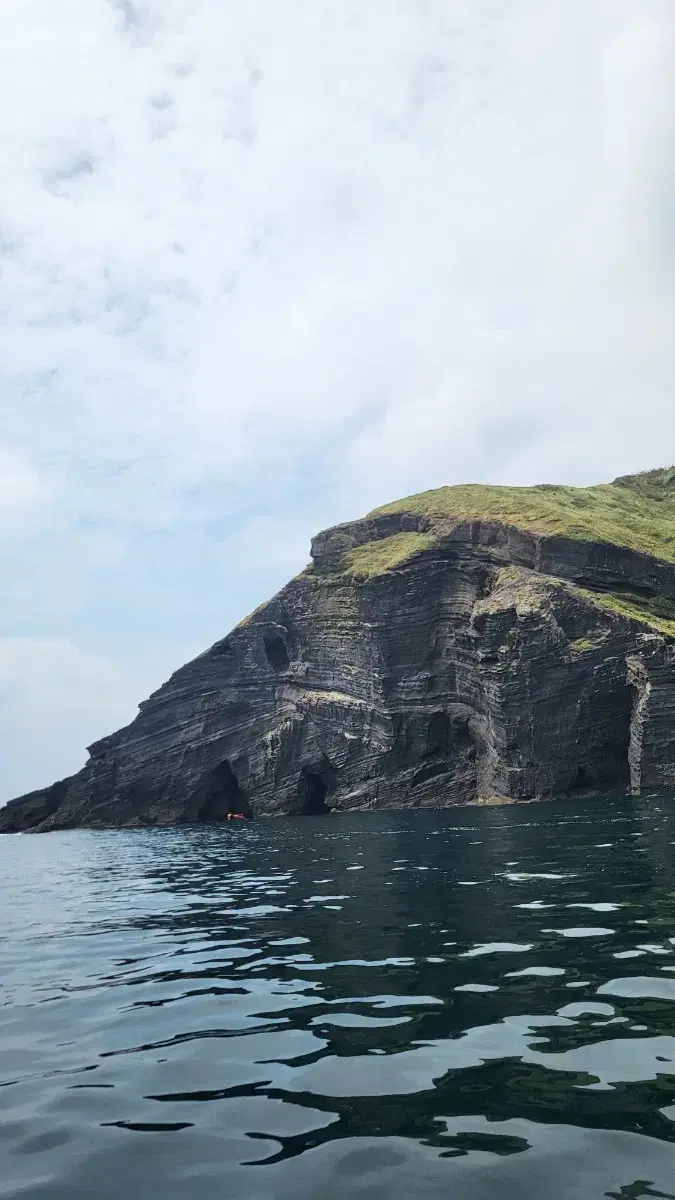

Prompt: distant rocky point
[{"left": 4, "top": 467, "right": 675, "bottom": 833}]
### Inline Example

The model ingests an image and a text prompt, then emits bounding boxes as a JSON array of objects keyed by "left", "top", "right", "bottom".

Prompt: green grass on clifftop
[
  {"left": 371, "top": 467, "right": 675, "bottom": 563},
  {"left": 345, "top": 531, "right": 437, "bottom": 578}
]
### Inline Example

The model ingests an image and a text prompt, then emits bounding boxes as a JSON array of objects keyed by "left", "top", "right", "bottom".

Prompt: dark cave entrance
[
  {"left": 571, "top": 766, "right": 591, "bottom": 790},
  {"left": 296, "top": 768, "right": 331, "bottom": 815},
  {"left": 197, "top": 761, "right": 252, "bottom": 822},
  {"left": 264, "top": 633, "right": 290, "bottom": 673},
  {"left": 425, "top": 712, "right": 450, "bottom": 756}
]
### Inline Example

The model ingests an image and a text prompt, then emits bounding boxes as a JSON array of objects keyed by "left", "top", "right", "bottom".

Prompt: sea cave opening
[
  {"left": 296, "top": 768, "right": 331, "bottom": 815},
  {"left": 264, "top": 633, "right": 290, "bottom": 673},
  {"left": 572, "top": 766, "right": 592, "bottom": 790},
  {"left": 198, "top": 760, "right": 252, "bottom": 822},
  {"left": 426, "top": 712, "right": 450, "bottom": 756}
]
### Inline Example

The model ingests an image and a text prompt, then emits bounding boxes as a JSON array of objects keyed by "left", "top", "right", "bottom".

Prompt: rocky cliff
[{"left": 4, "top": 468, "right": 675, "bottom": 833}]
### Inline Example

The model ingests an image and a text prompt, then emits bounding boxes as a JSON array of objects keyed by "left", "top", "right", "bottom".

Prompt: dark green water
[{"left": 2, "top": 797, "right": 675, "bottom": 1199}]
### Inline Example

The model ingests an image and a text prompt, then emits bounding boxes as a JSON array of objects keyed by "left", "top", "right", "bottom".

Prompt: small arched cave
[
  {"left": 572, "top": 766, "right": 590, "bottom": 790},
  {"left": 198, "top": 760, "right": 252, "bottom": 822},
  {"left": 451, "top": 716, "right": 474, "bottom": 751},
  {"left": 412, "top": 761, "right": 449, "bottom": 788},
  {"left": 296, "top": 767, "right": 331, "bottom": 815},
  {"left": 426, "top": 711, "right": 450, "bottom": 756},
  {"left": 264, "top": 633, "right": 290, "bottom": 673}
]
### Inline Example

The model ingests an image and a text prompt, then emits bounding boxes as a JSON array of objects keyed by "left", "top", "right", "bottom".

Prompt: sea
[{"left": 2, "top": 795, "right": 675, "bottom": 1200}]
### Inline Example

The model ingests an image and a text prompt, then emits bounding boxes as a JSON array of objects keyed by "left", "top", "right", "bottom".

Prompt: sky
[{"left": 2, "top": 0, "right": 675, "bottom": 801}]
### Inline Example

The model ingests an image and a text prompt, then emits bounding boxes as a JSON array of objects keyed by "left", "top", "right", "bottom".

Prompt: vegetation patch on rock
[
  {"left": 575, "top": 588, "right": 675, "bottom": 639},
  {"left": 344, "top": 531, "right": 437, "bottom": 578}
]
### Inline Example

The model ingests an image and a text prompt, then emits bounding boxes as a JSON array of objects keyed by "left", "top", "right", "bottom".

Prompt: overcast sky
[{"left": 2, "top": 0, "right": 675, "bottom": 800}]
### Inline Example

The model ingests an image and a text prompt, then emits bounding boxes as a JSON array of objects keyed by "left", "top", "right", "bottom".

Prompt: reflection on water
[{"left": 2, "top": 796, "right": 675, "bottom": 1198}]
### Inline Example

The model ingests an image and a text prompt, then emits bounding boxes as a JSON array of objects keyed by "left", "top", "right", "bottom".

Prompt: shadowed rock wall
[{"left": 3, "top": 514, "right": 675, "bottom": 832}]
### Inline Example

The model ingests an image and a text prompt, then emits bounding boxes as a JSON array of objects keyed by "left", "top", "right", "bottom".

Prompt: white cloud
[
  {"left": 0, "top": 638, "right": 148, "bottom": 801},
  {"left": 0, "top": 446, "right": 49, "bottom": 532},
  {"left": 2, "top": 0, "right": 675, "bottom": 796}
]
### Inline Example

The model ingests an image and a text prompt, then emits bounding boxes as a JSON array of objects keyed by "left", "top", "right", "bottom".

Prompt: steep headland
[{"left": 4, "top": 468, "right": 675, "bottom": 833}]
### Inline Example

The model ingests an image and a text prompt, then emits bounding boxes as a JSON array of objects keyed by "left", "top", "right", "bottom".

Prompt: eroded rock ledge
[{"left": 4, "top": 488, "right": 675, "bottom": 832}]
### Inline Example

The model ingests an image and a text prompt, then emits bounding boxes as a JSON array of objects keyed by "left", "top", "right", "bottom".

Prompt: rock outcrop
[{"left": 4, "top": 469, "right": 675, "bottom": 832}]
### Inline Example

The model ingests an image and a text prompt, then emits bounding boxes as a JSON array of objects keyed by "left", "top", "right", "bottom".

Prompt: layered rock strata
[{"left": 4, "top": 497, "right": 675, "bottom": 832}]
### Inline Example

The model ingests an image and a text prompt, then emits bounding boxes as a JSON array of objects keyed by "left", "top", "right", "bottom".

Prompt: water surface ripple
[{"left": 2, "top": 796, "right": 675, "bottom": 1199}]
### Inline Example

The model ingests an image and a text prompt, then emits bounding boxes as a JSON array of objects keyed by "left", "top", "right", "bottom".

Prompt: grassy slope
[
  {"left": 371, "top": 468, "right": 675, "bottom": 564},
  {"left": 345, "top": 531, "right": 437, "bottom": 578},
  {"left": 350, "top": 469, "right": 675, "bottom": 638},
  {"left": 239, "top": 470, "right": 675, "bottom": 639}
]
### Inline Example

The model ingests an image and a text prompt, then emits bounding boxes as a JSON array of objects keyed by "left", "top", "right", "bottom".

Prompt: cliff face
[{"left": 4, "top": 470, "right": 675, "bottom": 833}]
